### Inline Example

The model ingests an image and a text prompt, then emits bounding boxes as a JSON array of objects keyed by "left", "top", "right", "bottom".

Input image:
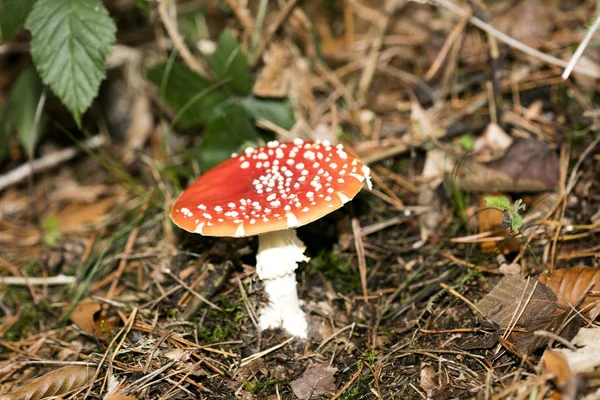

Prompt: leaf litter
[{"left": 1, "top": 0, "right": 600, "bottom": 399}]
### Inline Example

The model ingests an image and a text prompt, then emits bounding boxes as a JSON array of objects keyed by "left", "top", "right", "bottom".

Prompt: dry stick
[
  {"left": 432, "top": 0, "right": 600, "bottom": 79},
  {"left": 164, "top": 268, "right": 222, "bottom": 311},
  {"left": 0, "top": 274, "right": 76, "bottom": 286},
  {"left": 240, "top": 337, "right": 294, "bottom": 367},
  {"left": 157, "top": 1, "right": 211, "bottom": 79},
  {"left": 425, "top": 13, "right": 470, "bottom": 80},
  {"left": 251, "top": 0, "right": 299, "bottom": 66},
  {"left": 352, "top": 218, "right": 369, "bottom": 304},
  {"left": 0, "top": 135, "right": 105, "bottom": 192},
  {"left": 356, "top": 0, "right": 396, "bottom": 99},
  {"left": 223, "top": 0, "right": 254, "bottom": 33},
  {"left": 106, "top": 227, "right": 139, "bottom": 300},
  {"left": 562, "top": 13, "right": 600, "bottom": 80}
]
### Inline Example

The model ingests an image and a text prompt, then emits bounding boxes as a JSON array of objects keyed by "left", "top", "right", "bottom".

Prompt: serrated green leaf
[
  {"left": 484, "top": 196, "right": 512, "bottom": 212},
  {"left": 147, "top": 61, "right": 229, "bottom": 127},
  {"left": 511, "top": 212, "right": 523, "bottom": 231},
  {"left": 199, "top": 104, "right": 258, "bottom": 170},
  {"left": 25, "top": 0, "right": 116, "bottom": 126},
  {"left": 238, "top": 97, "right": 295, "bottom": 130},
  {"left": 5, "top": 67, "right": 45, "bottom": 155},
  {"left": 210, "top": 29, "right": 251, "bottom": 94},
  {"left": 0, "top": 0, "right": 37, "bottom": 41}
]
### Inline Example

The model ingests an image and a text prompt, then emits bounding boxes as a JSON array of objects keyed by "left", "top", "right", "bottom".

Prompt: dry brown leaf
[
  {"left": 538, "top": 266, "right": 600, "bottom": 314},
  {"left": 419, "top": 364, "right": 437, "bottom": 397},
  {"left": 553, "top": 328, "right": 600, "bottom": 374},
  {"left": 513, "top": 310, "right": 584, "bottom": 354},
  {"left": 55, "top": 195, "right": 123, "bottom": 232},
  {"left": 105, "top": 396, "right": 138, "bottom": 400},
  {"left": 0, "top": 366, "right": 93, "bottom": 400},
  {"left": 472, "top": 123, "right": 513, "bottom": 162},
  {"left": 290, "top": 364, "right": 337, "bottom": 399},
  {"left": 458, "top": 138, "right": 559, "bottom": 193},
  {"left": 543, "top": 349, "right": 572, "bottom": 388},
  {"left": 71, "top": 298, "right": 115, "bottom": 340},
  {"left": 477, "top": 275, "right": 557, "bottom": 327},
  {"left": 492, "top": 0, "right": 554, "bottom": 44},
  {"left": 253, "top": 43, "right": 292, "bottom": 98}
]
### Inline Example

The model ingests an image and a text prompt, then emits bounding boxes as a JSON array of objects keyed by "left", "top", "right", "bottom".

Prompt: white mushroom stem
[{"left": 256, "top": 229, "right": 309, "bottom": 338}]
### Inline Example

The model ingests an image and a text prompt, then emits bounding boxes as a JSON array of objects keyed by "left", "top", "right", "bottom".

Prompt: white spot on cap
[
  {"left": 214, "top": 206, "right": 223, "bottom": 212},
  {"left": 362, "top": 165, "right": 373, "bottom": 190},
  {"left": 194, "top": 223, "right": 205, "bottom": 234},
  {"left": 241, "top": 161, "right": 250, "bottom": 169}
]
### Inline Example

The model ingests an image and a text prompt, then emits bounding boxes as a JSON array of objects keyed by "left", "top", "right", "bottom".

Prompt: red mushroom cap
[{"left": 170, "top": 139, "right": 371, "bottom": 237}]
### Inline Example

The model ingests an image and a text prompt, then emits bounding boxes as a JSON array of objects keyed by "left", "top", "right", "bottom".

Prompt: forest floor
[{"left": 1, "top": 0, "right": 599, "bottom": 399}]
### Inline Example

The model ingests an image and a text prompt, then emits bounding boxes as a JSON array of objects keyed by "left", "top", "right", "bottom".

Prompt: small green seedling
[{"left": 484, "top": 196, "right": 526, "bottom": 232}]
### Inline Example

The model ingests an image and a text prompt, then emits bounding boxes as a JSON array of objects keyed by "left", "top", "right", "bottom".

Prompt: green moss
[
  {"left": 4, "top": 304, "right": 38, "bottom": 342},
  {"left": 244, "top": 379, "right": 287, "bottom": 396},
  {"left": 307, "top": 250, "right": 361, "bottom": 293}
]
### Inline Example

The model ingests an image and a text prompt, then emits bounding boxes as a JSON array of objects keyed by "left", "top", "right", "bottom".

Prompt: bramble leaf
[
  {"left": 0, "top": 0, "right": 37, "bottom": 41},
  {"left": 25, "top": 0, "right": 116, "bottom": 126},
  {"left": 210, "top": 29, "right": 252, "bottom": 94}
]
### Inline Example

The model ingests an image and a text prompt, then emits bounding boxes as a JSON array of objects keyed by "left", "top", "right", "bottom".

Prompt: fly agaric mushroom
[{"left": 170, "top": 139, "right": 371, "bottom": 338}]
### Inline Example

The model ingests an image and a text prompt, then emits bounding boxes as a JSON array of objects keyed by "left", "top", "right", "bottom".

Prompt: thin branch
[
  {"left": 562, "top": 12, "right": 600, "bottom": 80},
  {"left": 431, "top": 0, "right": 600, "bottom": 79},
  {"left": 157, "top": 1, "right": 211, "bottom": 79},
  {"left": 0, "top": 135, "right": 106, "bottom": 192}
]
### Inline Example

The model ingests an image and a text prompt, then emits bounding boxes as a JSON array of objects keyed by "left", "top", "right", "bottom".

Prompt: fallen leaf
[
  {"left": 71, "top": 298, "right": 115, "bottom": 340},
  {"left": 0, "top": 366, "right": 92, "bottom": 400},
  {"left": 477, "top": 275, "right": 557, "bottom": 327},
  {"left": 291, "top": 364, "right": 338, "bottom": 399},
  {"left": 472, "top": 123, "right": 513, "bottom": 162},
  {"left": 419, "top": 364, "right": 437, "bottom": 397},
  {"left": 538, "top": 266, "right": 600, "bottom": 313},
  {"left": 105, "top": 396, "right": 138, "bottom": 400},
  {"left": 553, "top": 328, "right": 600, "bottom": 374},
  {"left": 55, "top": 195, "right": 124, "bottom": 232},
  {"left": 542, "top": 349, "right": 572, "bottom": 388},
  {"left": 513, "top": 310, "right": 584, "bottom": 354},
  {"left": 253, "top": 43, "right": 292, "bottom": 98},
  {"left": 492, "top": 0, "right": 554, "bottom": 44},
  {"left": 458, "top": 138, "right": 559, "bottom": 192}
]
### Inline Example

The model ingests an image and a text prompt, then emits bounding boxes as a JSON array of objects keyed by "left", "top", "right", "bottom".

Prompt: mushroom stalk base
[
  {"left": 260, "top": 273, "right": 308, "bottom": 338},
  {"left": 257, "top": 229, "right": 309, "bottom": 338}
]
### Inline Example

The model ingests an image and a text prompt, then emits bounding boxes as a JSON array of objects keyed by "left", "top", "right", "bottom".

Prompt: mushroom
[{"left": 170, "top": 139, "right": 372, "bottom": 338}]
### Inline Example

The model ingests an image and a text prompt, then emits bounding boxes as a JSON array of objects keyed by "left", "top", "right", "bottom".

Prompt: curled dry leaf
[
  {"left": 290, "top": 364, "right": 338, "bottom": 400},
  {"left": 0, "top": 366, "right": 93, "bottom": 400},
  {"left": 71, "top": 298, "right": 115, "bottom": 340},
  {"left": 457, "top": 138, "right": 559, "bottom": 193},
  {"left": 542, "top": 349, "right": 572, "bottom": 388},
  {"left": 419, "top": 364, "right": 437, "bottom": 397},
  {"left": 472, "top": 123, "right": 513, "bottom": 162},
  {"left": 553, "top": 328, "right": 600, "bottom": 374},
  {"left": 538, "top": 266, "right": 600, "bottom": 313}
]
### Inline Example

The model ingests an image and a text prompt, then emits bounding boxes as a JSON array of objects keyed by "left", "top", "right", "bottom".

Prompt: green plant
[
  {"left": 0, "top": 0, "right": 117, "bottom": 160},
  {"left": 147, "top": 29, "right": 295, "bottom": 171},
  {"left": 484, "top": 196, "right": 525, "bottom": 232}
]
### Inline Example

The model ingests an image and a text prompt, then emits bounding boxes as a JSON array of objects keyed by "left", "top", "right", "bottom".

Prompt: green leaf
[
  {"left": 4, "top": 67, "right": 45, "bottom": 155},
  {"left": 199, "top": 103, "right": 258, "bottom": 170},
  {"left": 210, "top": 29, "right": 252, "bottom": 94},
  {"left": 0, "top": 0, "right": 37, "bottom": 41},
  {"left": 147, "top": 61, "right": 229, "bottom": 127},
  {"left": 238, "top": 97, "right": 295, "bottom": 130},
  {"left": 511, "top": 212, "right": 523, "bottom": 232},
  {"left": 25, "top": 0, "right": 116, "bottom": 126},
  {"left": 484, "top": 196, "right": 511, "bottom": 212}
]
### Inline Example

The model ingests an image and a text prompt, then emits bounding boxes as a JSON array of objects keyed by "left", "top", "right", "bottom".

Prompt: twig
[
  {"left": 251, "top": 0, "right": 299, "bottom": 66},
  {"left": 431, "top": 0, "right": 600, "bottom": 79},
  {"left": 157, "top": 1, "right": 211, "bottom": 79},
  {"left": 223, "top": 0, "right": 254, "bottom": 34},
  {"left": 164, "top": 268, "right": 223, "bottom": 311},
  {"left": 0, "top": 135, "right": 105, "bottom": 192},
  {"left": 562, "top": 13, "right": 600, "bottom": 80},
  {"left": 352, "top": 218, "right": 369, "bottom": 304},
  {"left": 0, "top": 274, "right": 76, "bottom": 286},
  {"left": 240, "top": 337, "right": 294, "bottom": 367}
]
